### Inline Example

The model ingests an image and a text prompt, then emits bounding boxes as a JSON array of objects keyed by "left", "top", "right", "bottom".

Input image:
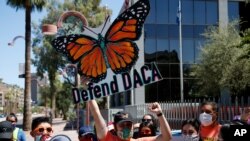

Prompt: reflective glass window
[
  {"left": 145, "top": 24, "right": 156, "bottom": 38},
  {"left": 170, "top": 64, "right": 180, "bottom": 78},
  {"left": 194, "top": 1, "right": 205, "bottom": 24},
  {"left": 145, "top": 38, "right": 156, "bottom": 54},
  {"left": 157, "top": 39, "right": 169, "bottom": 52},
  {"left": 183, "top": 25, "right": 194, "bottom": 38},
  {"left": 169, "top": 39, "right": 179, "bottom": 63},
  {"left": 169, "top": 0, "right": 178, "bottom": 24},
  {"left": 157, "top": 39, "right": 169, "bottom": 62},
  {"left": 183, "top": 39, "right": 194, "bottom": 64},
  {"left": 157, "top": 63, "right": 170, "bottom": 78},
  {"left": 206, "top": 1, "right": 218, "bottom": 24},
  {"left": 194, "top": 25, "right": 206, "bottom": 38},
  {"left": 146, "top": 0, "right": 156, "bottom": 23},
  {"left": 182, "top": 0, "right": 193, "bottom": 24},
  {"left": 156, "top": 24, "right": 168, "bottom": 38},
  {"left": 228, "top": 2, "right": 239, "bottom": 21},
  {"left": 156, "top": 0, "right": 168, "bottom": 24},
  {"left": 145, "top": 39, "right": 156, "bottom": 62},
  {"left": 169, "top": 25, "right": 179, "bottom": 38}
]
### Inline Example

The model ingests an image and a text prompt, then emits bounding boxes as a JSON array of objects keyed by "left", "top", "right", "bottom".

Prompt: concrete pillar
[{"left": 218, "top": 0, "right": 228, "bottom": 28}]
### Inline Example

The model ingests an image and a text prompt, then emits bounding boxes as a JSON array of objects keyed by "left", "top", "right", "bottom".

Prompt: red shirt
[{"left": 200, "top": 123, "right": 221, "bottom": 141}]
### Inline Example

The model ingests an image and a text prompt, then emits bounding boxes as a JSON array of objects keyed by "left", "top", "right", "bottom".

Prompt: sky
[{"left": 0, "top": 0, "right": 123, "bottom": 88}]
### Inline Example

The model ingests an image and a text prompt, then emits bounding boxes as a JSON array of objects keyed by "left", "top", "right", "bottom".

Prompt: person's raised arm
[
  {"left": 88, "top": 100, "right": 108, "bottom": 139},
  {"left": 148, "top": 102, "right": 172, "bottom": 141}
]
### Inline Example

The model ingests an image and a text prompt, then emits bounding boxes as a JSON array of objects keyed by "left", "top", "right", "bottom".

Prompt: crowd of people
[{"left": 0, "top": 101, "right": 249, "bottom": 141}]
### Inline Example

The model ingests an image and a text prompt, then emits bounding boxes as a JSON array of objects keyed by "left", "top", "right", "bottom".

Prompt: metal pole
[
  {"left": 75, "top": 70, "right": 80, "bottom": 130},
  {"left": 179, "top": 0, "right": 184, "bottom": 102}
]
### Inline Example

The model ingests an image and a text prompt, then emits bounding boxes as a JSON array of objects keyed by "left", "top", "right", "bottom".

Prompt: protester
[
  {"left": 0, "top": 121, "right": 14, "bottom": 141},
  {"left": 6, "top": 113, "right": 26, "bottom": 141},
  {"left": 30, "top": 117, "right": 53, "bottom": 141},
  {"left": 133, "top": 113, "right": 158, "bottom": 138},
  {"left": 78, "top": 126, "right": 98, "bottom": 141},
  {"left": 138, "top": 121, "right": 157, "bottom": 137},
  {"left": 142, "top": 114, "right": 157, "bottom": 127},
  {"left": 181, "top": 118, "right": 200, "bottom": 141},
  {"left": 233, "top": 106, "right": 250, "bottom": 125},
  {"left": 88, "top": 100, "right": 172, "bottom": 141},
  {"left": 199, "top": 101, "right": 221, "bottom": 141}
]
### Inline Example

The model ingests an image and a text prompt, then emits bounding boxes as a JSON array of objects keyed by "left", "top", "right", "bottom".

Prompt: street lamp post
[
  {"left": 8, "top": 36, "right": 26, "bottom": 78},
  {"left": 42, "top": 11, "right": 89, "bottom": 129}
]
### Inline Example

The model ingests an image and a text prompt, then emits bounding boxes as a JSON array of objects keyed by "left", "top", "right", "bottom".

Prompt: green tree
[
  {"left": 56, "top": 82, "right": 72, "bottom": 120},
  {"left": 191, "top": 22, "right": 250, "bottom": 96},
  {"left": 6, "top": 0, "right": 46, "bottom": 131}
]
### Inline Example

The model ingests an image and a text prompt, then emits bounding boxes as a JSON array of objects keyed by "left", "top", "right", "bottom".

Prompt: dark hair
[
  {"left": 6, "top": 113, "right": 18, "bottom": 122},
  {"left": 138, "top": 122, "right": 156, "bottom": 137},
  {"left": 181, "top": 118, "right": 200, "bottom": 133},
  {"left": 142, "top": 114, "right": 157, "bottom": 128},
  {"left": 31, "top": 117, "right": 52, "bottom": 130},
  {"left": 200, "top": 101, "right": 218, "bottom": 113}
]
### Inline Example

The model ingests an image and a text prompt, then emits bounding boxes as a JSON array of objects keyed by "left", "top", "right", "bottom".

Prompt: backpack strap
[{"left": 13, "top": 127, "right": 19, "bottom": 141}]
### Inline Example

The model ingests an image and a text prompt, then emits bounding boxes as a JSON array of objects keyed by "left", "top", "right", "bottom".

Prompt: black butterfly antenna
[
  {"left": 82, "top": 25, "right": 98, "bottom": 36},
  {"left": 101, "top": 15, "right": 111, "bottom": 34}
]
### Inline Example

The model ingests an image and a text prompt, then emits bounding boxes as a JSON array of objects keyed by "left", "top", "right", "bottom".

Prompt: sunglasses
[
  {"left": 36, "top": 127, "right": 53, "bottom": 133},
  {"left": 142, "top": 119, "right": 152, "bottom": 123}
]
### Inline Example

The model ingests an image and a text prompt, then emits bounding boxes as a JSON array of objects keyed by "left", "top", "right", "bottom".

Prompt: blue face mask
[{"left": 117, "top": 128, "right": 133, "bottom": 140}]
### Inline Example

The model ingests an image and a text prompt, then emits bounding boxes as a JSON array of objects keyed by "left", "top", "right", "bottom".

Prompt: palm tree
[{"left": 6, "top": 0, "right": 46, "bottom": 131}]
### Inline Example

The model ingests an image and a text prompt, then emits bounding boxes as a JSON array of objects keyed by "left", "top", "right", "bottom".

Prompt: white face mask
[
  {"left": 199, "top": 112, "right": 213, "bottom": 126},
  {"left": 182, "top": 134, "right": 199, "bottom": 141}
]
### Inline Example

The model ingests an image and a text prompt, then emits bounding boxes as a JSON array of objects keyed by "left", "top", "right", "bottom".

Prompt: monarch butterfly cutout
[{"left": 52, "top": 0, "right": 150, "bottom": 83}]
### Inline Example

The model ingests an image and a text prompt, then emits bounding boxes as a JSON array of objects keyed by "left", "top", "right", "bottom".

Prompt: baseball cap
[
  {"left": 0, "top": 121, "right": 14, "bottom": 139},
  {"left": 78, "top": 126, "right": 95, "bottom": 137},
  {"left": 49, "top": 134, "right": 71, "bottom": 141},
  {"left": 113, "top": 111, "right": 133, "bottom": 124}
]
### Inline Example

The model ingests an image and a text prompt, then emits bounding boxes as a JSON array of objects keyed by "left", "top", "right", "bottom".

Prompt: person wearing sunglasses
[
  {"left": 199, "top": 101, "right": 221, "bottom": 141},
  {"left": 88, "top": 100, "right": 172, "bottom": 141},
  {"left": 142, "top": 114, "right": 156, "bottom": 125},
  {"left": 6, "top": 113, "right": 26, "bottom": 141},
  {"left": 138, "top": 121, "right": 156, "bottom": 138},
  {"left": 30, "top": 117, "right": 53, "bottom": 141},
  {"left": 134, "top": 114, "right": 157, "bottom": 139}
]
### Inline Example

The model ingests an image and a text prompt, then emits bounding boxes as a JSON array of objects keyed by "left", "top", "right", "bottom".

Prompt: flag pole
[{"left": 179, "top": 0, "right": 184, "bottom": 102}]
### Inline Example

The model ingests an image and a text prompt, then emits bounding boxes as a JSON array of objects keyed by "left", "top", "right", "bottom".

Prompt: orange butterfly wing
[
  {"left": 104, "top": 0, "right": 150, "bottom": 73},
  {"left": 52, "top": 0, "right": 150, "bottom": 82},
  {"left": 52, "top": 35, "right": 107, "bottom": 82}
]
